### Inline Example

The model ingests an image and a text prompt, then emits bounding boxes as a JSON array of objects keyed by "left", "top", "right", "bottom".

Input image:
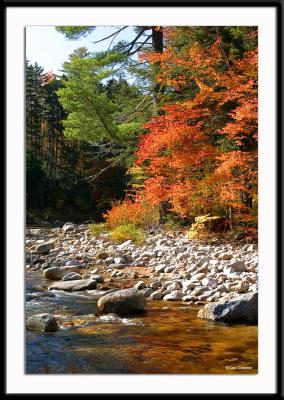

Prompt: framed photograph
[{"left": 5, "top": 0, "right": 282, "bottom": 396}]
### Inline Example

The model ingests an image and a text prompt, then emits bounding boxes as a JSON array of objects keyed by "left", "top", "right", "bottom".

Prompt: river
[{"left": 26, "top": 270, "right": 258, "bottom": 374}]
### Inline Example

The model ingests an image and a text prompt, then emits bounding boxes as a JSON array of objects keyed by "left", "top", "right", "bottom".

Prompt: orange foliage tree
[{"left": 136, "top": 30, "right": 258, "bottom": 229}]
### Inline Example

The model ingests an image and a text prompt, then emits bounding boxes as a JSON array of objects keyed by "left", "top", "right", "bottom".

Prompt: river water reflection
[{"left": 26, "top": 270, "right": 258, "bottom": 374}]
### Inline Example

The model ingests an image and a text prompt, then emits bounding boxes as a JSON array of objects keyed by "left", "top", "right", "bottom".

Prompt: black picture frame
[{"left": 3, "top": 0, "right": 283, "bottom": 397}]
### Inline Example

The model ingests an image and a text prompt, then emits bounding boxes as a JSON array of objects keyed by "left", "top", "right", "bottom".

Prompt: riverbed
[{"left": 26, "top": 270, "right": 258, "bottom": 374}]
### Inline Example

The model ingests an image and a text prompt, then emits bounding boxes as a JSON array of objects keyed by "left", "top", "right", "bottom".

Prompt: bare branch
[
  {"left": 85, "top": 156, "right": 123, "bottom": 183},
  {"left": 91, "top": 26, "right": 127, "bottom": 45}
]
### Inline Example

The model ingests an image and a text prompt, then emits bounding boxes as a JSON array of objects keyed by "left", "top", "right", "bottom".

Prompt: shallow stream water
[{"left": 26, "top": 270, "right": 258, "bottom": 374}]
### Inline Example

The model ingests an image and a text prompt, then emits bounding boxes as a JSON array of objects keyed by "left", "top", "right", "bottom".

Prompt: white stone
[
  {"left": 163, "top": 290, "right": 183, "bottom": 301},
  {"left": 190, "top": 273, "right": 206, "bottom": 282},
  {"left": 201, "top": 277, "right": 217, "bottom": 287},
  {"left": 167, "top": 282, "right": 181, "bottom": 291}
]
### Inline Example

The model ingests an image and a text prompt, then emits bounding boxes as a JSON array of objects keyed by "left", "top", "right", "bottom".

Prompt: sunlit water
[{"left": 26, "top": 270, "right": 258, "bottom": 374}]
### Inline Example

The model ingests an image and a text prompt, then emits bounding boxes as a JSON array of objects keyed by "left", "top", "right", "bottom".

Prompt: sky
[{"left": 26, "top": 26, "right": 137, "bottom": 75}]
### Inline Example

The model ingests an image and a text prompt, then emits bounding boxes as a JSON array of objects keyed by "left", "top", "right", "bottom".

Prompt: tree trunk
[
  {"left": 227, "top": 205, "right": 233, "bottom": 230},
  {"left": 151, "top": 27, "right": 169, "bottom": 224},
  {"left": 151, "top": 27, "right": 164, "bottom": 112}
]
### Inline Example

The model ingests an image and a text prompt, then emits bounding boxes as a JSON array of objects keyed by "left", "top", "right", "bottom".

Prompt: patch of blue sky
[{"left": 25, "top": 25, "right": 137, "bottom": 76}]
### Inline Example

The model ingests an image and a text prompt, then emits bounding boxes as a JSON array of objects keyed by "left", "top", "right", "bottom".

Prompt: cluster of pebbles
[{"left": 26, "top": 222, "right": 258, "bottom": 307}]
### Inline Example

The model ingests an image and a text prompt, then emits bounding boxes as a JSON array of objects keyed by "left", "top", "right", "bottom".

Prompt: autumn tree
[{"left": 135, "top": 27, "right": 258, "bottom": 231}]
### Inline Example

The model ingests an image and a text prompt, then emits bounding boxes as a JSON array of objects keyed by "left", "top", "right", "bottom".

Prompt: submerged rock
[
  {"left": 197, "top": 291, "right": 258, "bottom": 323},
  {"left": 26, "top": 292, "right": 55, "bottom": 301},
  {"left": 26, "top": 313, "right": 58, "bottom": 332},
  {"left": 97, "top": 313, "right": 122, "bottom": 323},
  {"left": 98, "top": 288, "right": 146, "bottom": 315}
]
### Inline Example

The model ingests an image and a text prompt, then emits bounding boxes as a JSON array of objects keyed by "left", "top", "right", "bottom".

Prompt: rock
[
  {"left": 26, "top": 313, "right": 58, "bottom": 332},
  {"left": 167, "top": 281, "right": 181, "bottom": 291},
  {"left": 61, "top": 272, "right": 82, "bottom": 281},
  {"left": 163, "top": 290, "right": 183, "bottom": 301},
  {"left": 226, "top": 260, "right": 246, "bottom": 272},
  {"left": 98, "top": 288, "right": 146, "bottom": 315},
  {"left": 97, "top": 252, "right": 109, "bottom": 260},
  {"left": 198, "top": 292, "right": 212, "bottom": 301},
  {"left": 43, "top": 266, "right": 80, "bottom": 280},
  {"left": 48, "top": 279, "right": 97, "bottom": 291},
  {"left": 41, "top": 262, "right": 52, "bottom": 270},
  {"left": 142, "top": 288, "right": 154, "bottom": 297},
  {"left": 36, "top": 243, "right": 51, "bottom": 254},
  {"left": 201, "top": 277, "right": 217, "bottom": 287},
  {"left": 91, "top": 275, "right": 104, "bottom": 283},
  {"left": 117, "top": 240, "right": 133, "bottom": 249},
  {"left": 197, "top": 291, "right": 258, "bottom": 323},
  {"left": 226, "top": 281, "right": 249, "bottom": 293},
  {"left": 182, "top": 280, "right": 196, "bottom": 291},
  {"left": 164, "top": 266, "right": 176, "bottom": 273},
  {"left": 191, "top": 286, "right": 207, "bottom": 296},
  {"left": 155, "top": 265, "right": 166, "bottom": 273},
  {"left": 62, "top": 222, "right": 76, "bottom": 233},
  {"left": 150, "top": 291, "right": 164, "bottom": 300},
  {"left": 114, "top": 257, "right": 126, "bottom": 264},
  {"left": 128, "top": 270, "right": 139, "bottom": 279},
  {"left": 65, "top": 259, "right": 82, "bottom": 267},
  {"left": 220, "top": 252, "right": 233, "bottom": 260},
  {"left": 190, "top": 273, "right": 206, "bottom": 282},
  {"left": 182, "top": 295, "right": 198, "bottom": 302},
  {"left": 150, "top": 280, "right": 161, "bottom": 290},
  {"left": 97, "top": 313, "right": 122, "bottom": 323},
  {"left": 134, "top": 281, "right": 146, "bottom": 290}
]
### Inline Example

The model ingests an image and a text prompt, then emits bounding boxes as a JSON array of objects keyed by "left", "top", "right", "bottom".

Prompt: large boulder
[
  {"left": 43, "top": 266, "right": 80, "bottom": 280},
  {"left": 26, "top": 313, "right": 58, "bottom": 332},
  {"left": 197, "top": 291, "right": 258, "bottom": 323},
  {"left": 97, "top": 288, "right": 146, "bottom": 315},
  {"left": 48, "top": 278, "right": 97, "bottom": 291}
]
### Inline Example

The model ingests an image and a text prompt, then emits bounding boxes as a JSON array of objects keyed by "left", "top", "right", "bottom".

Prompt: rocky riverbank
[{"left": 26, "top": 222, "right": 258, "bottom": 329}]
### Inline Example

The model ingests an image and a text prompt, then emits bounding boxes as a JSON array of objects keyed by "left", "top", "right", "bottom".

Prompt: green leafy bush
[
  {"left": 109, "top": 223, "right": 145, "bottom": 244},
  {"left": 89, "top": 223, "right": 107, "bottom": 238}
]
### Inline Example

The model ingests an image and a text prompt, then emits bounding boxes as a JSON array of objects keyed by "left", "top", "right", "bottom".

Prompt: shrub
[
  {"left": 109, "top": 223, "right": 145, "bottom": 244},
  {"left": 188, "top": 215, "right": 221, "bottom": 240},
  {"left": 89, "top": 223, "right": 107, "bottom": 238},
  {"left": 103, "top": 198, "right": 160, "bottom": 231}
]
